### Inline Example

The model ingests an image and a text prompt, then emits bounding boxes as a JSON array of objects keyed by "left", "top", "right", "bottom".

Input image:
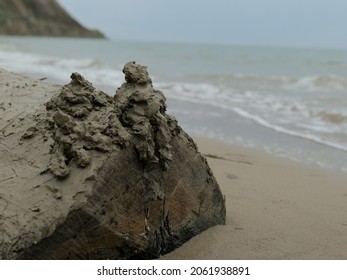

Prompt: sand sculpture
[{"left": 0, "top": 62, "right": 225, "bottom": 259}]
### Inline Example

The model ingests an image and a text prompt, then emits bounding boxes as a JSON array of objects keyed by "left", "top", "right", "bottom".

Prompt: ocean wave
[
  {"left": 288, "top": 75, "right": 347, "bottom": 91},
  {"left": 160, "top": 80, "right": 347, "bottom": 152},
  {"left": 0, "top": 47, "right": 123, "bottom": 90},
  {"left": 189, "top": 72, "right": 347, "bottom": 92},
  {"left": 233, "top": 107, "right": 347, "bottom": 152}
]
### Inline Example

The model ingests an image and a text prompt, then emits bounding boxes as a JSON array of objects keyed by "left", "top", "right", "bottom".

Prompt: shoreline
[
  {"left": 1, "top": 68, "right": 347, "bottom": 259},
  {"left": 161, "top": 137, "right": 347, "bottom": 259},
  {"left": 167, "top": 98, "right": 347, "bottom": 175}
]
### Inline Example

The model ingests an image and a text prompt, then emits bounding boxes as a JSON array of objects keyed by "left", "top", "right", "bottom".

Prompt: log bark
[{"left": 0, "top": 62, "right": 226, "bottom": 259}]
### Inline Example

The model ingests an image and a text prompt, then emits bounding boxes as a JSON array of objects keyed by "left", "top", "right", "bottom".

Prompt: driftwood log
[{"left": 0, "top": 62, "right": 226, "bottom": 259}]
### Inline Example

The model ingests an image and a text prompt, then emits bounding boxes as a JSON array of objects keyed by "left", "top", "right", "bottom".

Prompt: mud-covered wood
[{"left": 0, "top": 62, "right": 226, "bottom": 259}]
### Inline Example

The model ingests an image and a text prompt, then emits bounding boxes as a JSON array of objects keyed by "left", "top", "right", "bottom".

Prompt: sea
[{"left": 1, "top": 36, "right": 347, "bottom": 173}]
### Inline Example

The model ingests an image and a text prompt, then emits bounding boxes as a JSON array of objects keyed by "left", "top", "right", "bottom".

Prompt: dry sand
[{"left": 162, "top": 137, "right": 347, "bottom": 259}]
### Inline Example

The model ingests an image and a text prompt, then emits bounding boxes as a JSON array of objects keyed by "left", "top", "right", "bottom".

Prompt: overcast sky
[{"left": 58, "top": 0, "right": 347, "bottom": 49}]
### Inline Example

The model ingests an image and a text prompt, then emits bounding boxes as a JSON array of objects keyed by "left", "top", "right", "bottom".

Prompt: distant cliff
[{"left": 0, "top": 0, "right": 105, "bottom": 38}]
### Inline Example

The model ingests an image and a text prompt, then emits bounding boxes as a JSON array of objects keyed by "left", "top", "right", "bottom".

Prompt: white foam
[
  {"left": 0, "top": 48, "right": 123, "bottom": 90},
  {"left": 285, "top": 75, "right": 347, "bottom": 91},
  {"left": 231, "top": 107, "right": 347, "bottom": 152},
  {"left": 159, "top": 80, "right": 347, "bottom": 153}
]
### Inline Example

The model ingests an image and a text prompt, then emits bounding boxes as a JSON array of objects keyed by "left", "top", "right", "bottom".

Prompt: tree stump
[{"left": 0, "top": 62, "right": 226, "bottom": 259}]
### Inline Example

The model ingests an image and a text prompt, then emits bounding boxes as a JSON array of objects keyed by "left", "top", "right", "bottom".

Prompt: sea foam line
[
  {"left": 163, "top": 89, "right": 347, "bottom": 153},
  {"left": 231, "top": 107, "right": 347, "bottom": 153}
]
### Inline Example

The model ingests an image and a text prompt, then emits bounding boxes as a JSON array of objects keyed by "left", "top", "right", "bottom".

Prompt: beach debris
[
  {"left": 204, "top": 153, "right": 253, "bottom": 165},
  {"left": 0, "top": 63, "right": 226, "bottom": 259}
]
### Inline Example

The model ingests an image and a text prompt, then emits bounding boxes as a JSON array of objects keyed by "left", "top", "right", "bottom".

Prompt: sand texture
[
  {"left": 162, "top": 138, "right": 347, "bottom": 259},
  {"left": 0, "top": 65, "right": 225, "bottom": 259}
]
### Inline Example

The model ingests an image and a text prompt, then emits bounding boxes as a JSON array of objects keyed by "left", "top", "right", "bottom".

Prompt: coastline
[{"left": 161, "top": 137, "right": 347, "bottom": 259}]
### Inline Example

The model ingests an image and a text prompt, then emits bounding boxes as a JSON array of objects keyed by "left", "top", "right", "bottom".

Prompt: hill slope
[{"left": 0, "top": 0, "right": 104, "bottom": 38}]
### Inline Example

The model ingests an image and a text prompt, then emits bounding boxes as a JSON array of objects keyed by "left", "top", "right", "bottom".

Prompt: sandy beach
[
  {"left": 1, "top": 67, "right": 347, "bottom": 260},
  {"left": 162, "top": 137, "right": 347, "bottom": 260}
]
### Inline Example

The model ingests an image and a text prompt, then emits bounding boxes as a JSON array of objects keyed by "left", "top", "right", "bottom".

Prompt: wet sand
[{"left": 162, "top": 137, "right": 347, "bottom": 259}]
